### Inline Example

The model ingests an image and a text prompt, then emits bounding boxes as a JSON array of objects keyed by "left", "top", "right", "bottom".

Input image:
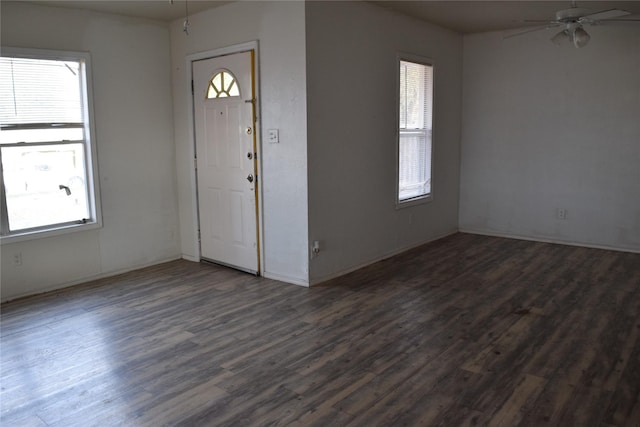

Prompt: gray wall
[
  {"left": 460, "top": 26, "right": 640, "bottom": 252},
  {"left": 6, "top": 1, "right": 636, "bottom": 301},
  {"left": 169, "top": 1, "right": 310, "bottom": 285},
  {"left": 1, "top": 2, "right": 180, "bottom": 301},
  {"left": 306, "top": 2, "right": 463, "bottom": 283}
]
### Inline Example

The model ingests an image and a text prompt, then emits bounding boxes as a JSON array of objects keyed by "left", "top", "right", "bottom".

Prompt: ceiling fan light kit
[
  {"left": 551, "top": 24, "right": 591, "bottom": 48},
  {"left": 551, "top": 29, "right": 570, "bottom": 46},
  {"left": 572, "top": 26, "right": 591, "bottom": 48}
]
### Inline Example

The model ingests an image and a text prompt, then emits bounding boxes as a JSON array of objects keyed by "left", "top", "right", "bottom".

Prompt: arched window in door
[{"left": 206, "top": 70, "right": 240, "bottom": 98}]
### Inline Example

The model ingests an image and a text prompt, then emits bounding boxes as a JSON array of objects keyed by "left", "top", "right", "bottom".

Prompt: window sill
[
  {"left": 396, "top": 194, "right": 433, "bottom": 209},
  {"left": 0, "top": 221, "right": 102, "bottom": 245}
]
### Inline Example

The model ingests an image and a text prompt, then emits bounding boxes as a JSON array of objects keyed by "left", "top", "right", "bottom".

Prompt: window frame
[
  {"left": 0, "top": 47, "right": 102, "bottom": 243},
  {"left": 396, "top": 53, "right": 435, "bottom": 208}
]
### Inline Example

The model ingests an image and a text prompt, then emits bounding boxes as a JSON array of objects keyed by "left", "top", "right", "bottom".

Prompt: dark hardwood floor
[{"left": 2, "top": 233, "right": 640, "bottom": 426}]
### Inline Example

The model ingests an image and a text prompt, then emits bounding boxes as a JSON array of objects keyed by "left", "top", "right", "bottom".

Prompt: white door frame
[{"left": 186, "top": 41, "right": 264, "bottom": 273}]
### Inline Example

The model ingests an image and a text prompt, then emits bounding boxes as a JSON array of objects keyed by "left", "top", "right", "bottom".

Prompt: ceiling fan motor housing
[{"left": 555, "top": 7, "right": 590, "bottom": 23}]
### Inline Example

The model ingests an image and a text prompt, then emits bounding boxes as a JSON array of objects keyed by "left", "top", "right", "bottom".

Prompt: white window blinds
[
  {"left": 400, "top": 61, "right": 432, "bottom": 131},
  {"left": 0, "top": 57, "right": 85, "bottom": 144}
]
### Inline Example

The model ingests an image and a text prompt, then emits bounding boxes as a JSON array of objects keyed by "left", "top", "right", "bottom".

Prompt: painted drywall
[
  {"left": 459, "top": 26, "right": 640, "bottom": 252},
  {"left": 169, "top": 1, "right": 309, "bottom": 284},
  {"left": 305, "top": 2, "right": 463, "bottom": 283},
  {"left": 1, "top": 2, "right": 180, "bottom": 301}
]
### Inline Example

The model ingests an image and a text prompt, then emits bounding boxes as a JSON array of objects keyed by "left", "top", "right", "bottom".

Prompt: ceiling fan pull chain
[{"left": 183, "top": 0, "right": 190, "bottom": 35}]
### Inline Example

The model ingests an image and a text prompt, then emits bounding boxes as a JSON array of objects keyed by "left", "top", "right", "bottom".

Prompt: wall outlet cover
[{"left": 267, "top": 129, "right": 279, "bottom": 143}]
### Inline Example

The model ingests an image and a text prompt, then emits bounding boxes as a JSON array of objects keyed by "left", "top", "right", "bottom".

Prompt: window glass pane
[
  {"left": 223, "top": 72, "right": 233, "bottom": 91},
  {"left": 207, "top": 83, "right": 216, "bottom": 99},
  {"left": 399, "top": 64, "right": 407, "bottom": 128},
  {"left": 2, "top": 143, "right": 89, "bottom": 231},
  {"left": 229, "top": 81, "right": 240, "bottom": 97},
  {"left": 0, "top": 57, "right": 82, "bottom": 126},
  {"left": 399, "top": 131, "right": 431, "bottom": 200},
  {"left": 399, "top": 61, "right": 432, "bottom": 130}
]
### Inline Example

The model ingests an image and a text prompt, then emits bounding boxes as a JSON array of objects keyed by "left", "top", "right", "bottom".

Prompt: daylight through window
[
  {"left": 398, "top": 59, "right": 433, "bottom": 203},
  {"left": 207, "top": 71, "right": 240, "bottom": 99},
  {"left": 0, "top": 49, "right": 100, "bottom": 239}
]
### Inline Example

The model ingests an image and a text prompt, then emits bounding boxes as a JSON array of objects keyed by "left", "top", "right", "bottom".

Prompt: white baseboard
[
  {"left": 309, "top": 229, "right": 458, "bottom": 286},
  {"left": 2, "top": 255, "right": 183, "bottom": 303},
  {"left": 181, "top": 254, "right": 310, "bottom": 287},
  {"left": 459, "top": 228, "right": 640, "bottom": 254},
  {"left": 262, "top": 271, "right": 310, "bottom": 287},
  {"left": 182, "top": 254, "right": 310, "bottom": 287}
]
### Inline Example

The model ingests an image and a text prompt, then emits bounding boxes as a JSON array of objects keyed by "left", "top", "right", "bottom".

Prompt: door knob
[{"left": 247, "top": 174, "right": 254, "bottom": 183}]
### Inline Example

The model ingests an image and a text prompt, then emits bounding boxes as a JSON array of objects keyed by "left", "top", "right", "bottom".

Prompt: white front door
[{"left": 193, "top": 51, "right": 259, "bottom": 273}]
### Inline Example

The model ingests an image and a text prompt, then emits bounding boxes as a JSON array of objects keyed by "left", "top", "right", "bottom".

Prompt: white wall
[
  {"left": 305, "top": 2, "right": 463, "bottom": 283},
  {"left": 1, "top": 2, "right": 180, "bottom": 301},
  {"left": 169, "top": 1, "right": 309, "bottom": 284},
  {"left": 460, "top": 26, "right": 640, "bottom": 252}
]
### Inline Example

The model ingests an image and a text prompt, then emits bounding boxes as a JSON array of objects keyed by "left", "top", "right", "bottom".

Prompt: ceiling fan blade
[
  {"left": 503, "top": 25, "right": 557, "bottom": 39},
  {"left": 596, "top": 18, "right": 640, "bottom": 26},
  {"left": 581, "top": 8, "right": 630, "bottom": 22},
  {"left": 598, "top": 18, "right": 640, "bottom": 22}
]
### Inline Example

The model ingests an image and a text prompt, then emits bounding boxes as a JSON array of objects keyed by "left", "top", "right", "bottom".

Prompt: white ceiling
[
  {"left": 23, "top": 0, "right": 231, "bottom": 22},
  {"left": 375, "top": 1, "right": 640, "bottom": 33},
  {"left": 16, "top": 1, "right": 640, "bottom": 33}
]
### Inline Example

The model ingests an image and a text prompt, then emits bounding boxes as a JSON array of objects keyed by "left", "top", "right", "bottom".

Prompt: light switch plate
[{"left": 267, "top": 129, "right": 279, "bottom": 144}]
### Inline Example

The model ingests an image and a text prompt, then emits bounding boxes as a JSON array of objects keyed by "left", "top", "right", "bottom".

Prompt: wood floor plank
[
  {"left": 487, "top": 374, "right": 547, "bottom": 427},
  {"left": 2, "top": 233, "right": 639, "bottom": 426},
  {"left": 602, "top": 322, "right": 640, "bottom": 426},
  {"left": 133, "top": 376, "right": 228, "bottom": 426}
]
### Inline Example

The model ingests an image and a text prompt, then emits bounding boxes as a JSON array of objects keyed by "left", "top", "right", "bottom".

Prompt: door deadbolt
[
  {"left": 247, "top": 152, "right": 253, "bottom": 160},
  {"left": 247, "top": 174, "right": 254, "bottom": 183},
  {"left": 246, "top": 127, "right": 253, "bottom": 135}
]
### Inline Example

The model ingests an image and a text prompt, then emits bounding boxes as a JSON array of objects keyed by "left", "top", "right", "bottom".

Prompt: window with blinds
[
  {"left": 398, "top": 59, "right": 433, "bottom": 204},
  {"left": 0, "top": 49, "right": 101, "bottom": 240}
]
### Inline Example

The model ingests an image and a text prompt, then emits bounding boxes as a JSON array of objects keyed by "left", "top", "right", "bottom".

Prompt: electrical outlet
[
  {"left": 267, "top": 129, "right": 279, "bottom": 144},
  {"left": 13, "top": 252, "right": 23, "bottom": 266},
  {"left": 557, "top": 208, "right": 568, "bottom": 220},
  {"left": 311, "top": 240, "right": 321, "bottom": 258}
]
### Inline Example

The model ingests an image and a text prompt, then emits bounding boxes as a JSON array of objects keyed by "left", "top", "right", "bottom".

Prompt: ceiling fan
[{"left": 506, "top": 1, "right": 640, "bottom": 48}]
